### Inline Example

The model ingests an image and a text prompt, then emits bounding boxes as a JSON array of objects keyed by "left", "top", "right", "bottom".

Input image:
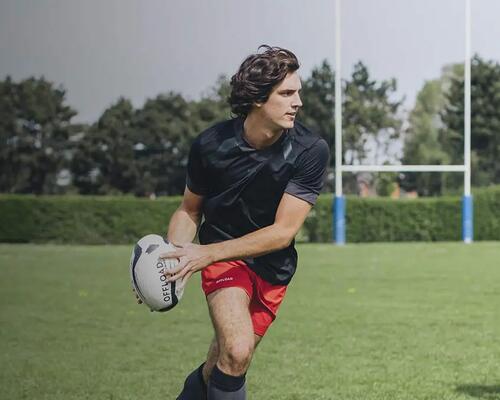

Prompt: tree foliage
[
  {"left": 70, "top": 76, "right": 231, "bottom": 196},
  {"left": 0, "top": 76, "right": 77, "bottom": 194},
  {"left": 401, "top": 79, "right": 450, "bottom": 195},
  {"left": 343, "top": 62, "right": 402, "bottom": 166},
  {"left": 300, "top": 61, "right": 402, "bottom": 193},
  {"left": 440, "top": 55, "right": 500, "bottom": 187},
  {"left": 300, "top": 61, "right": 335, "bottom": 149},
  {"left": 402, "top": 56, "right": 500, "bottom": 194},
  {"left": 71, "top": 98, "right": 137, "bottom": 194}
]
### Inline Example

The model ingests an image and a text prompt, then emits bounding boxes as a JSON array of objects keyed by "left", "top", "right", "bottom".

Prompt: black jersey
[{"left": 186, "top": 117, "right": 329, "bottom": 285}]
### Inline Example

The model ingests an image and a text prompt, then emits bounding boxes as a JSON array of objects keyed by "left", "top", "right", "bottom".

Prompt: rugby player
[{"left": 163, "top": 45, "right": 329, "bottom": 399}]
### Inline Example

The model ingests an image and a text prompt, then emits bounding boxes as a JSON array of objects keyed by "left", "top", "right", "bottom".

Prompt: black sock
[
  {"left": 176, "top": 363, "right": 207, "bottom": 400},
  {"left": 208, "top": 364, "right": 246, "bottom": 400}
]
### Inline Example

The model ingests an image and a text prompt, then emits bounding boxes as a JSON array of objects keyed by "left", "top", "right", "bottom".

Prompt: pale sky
[{"left": 1, "top": 0, "right": 499, "bottom": 124}]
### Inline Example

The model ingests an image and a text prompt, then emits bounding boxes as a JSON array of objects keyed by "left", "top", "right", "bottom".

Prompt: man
[{"left": 162, "top": 45, "right": 329, "bottom": 399}]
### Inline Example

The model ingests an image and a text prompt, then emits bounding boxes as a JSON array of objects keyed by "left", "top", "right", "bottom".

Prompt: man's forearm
[
  {"left": 206, "top": 224, "right": 293, "bottom": 263},
  {"left": 167, "top": 207, "right": 201, "bottom": 245}
]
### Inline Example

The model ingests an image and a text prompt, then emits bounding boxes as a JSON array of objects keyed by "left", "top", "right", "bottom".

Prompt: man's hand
[{"left": 160, "top": 243, "right": 215, "bottom": 285}]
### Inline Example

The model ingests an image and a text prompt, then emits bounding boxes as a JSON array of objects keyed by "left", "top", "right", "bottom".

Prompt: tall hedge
[
  {"left": 1, "top": 186, "right": 499, "bottom": 244},
  {"left": 0, "top": 195, "right": 181, "bottom": 244},
  {"left": 303, "top": 186, "right": 500, "bottom": 242},
  {"left": 306, "top": 195, "right": 462, "bottom": 242}
]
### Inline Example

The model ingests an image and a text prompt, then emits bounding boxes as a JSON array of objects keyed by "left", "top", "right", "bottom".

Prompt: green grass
[{"left": 1, "top": 242, "right": 500, "bottom": 400}]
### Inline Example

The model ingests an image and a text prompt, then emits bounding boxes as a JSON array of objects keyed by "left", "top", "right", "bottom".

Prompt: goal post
[{"left": 333, "top": 0, "right": 473, "bottom": 245}]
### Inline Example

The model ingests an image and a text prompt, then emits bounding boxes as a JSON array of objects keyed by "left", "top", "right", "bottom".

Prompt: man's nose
[{"left": 292, "top": 93, "right": 303, "bottom": 108}]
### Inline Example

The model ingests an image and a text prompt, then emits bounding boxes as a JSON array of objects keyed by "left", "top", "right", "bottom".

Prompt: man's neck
[{"left": 243, "top": 113, "right": 284, "bottom": 150}]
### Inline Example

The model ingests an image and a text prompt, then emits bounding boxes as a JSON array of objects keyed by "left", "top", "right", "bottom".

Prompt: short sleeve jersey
[{"left": 187, "top": 117, "right": 329, "bottom": 285}]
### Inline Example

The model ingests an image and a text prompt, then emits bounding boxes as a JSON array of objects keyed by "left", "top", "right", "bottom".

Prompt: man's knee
[{"left": 218, "top": 338, "right": 254, "bottom": 376}]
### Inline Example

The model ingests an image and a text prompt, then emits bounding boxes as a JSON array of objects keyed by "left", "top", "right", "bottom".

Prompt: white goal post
[{"left": 333, "top": 0, "right": 473, "bottom": 244}]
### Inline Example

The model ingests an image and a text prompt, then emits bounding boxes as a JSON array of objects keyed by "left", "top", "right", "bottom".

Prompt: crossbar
[{"left": 341, "top": 165, "right": 466, "bottom": 173}]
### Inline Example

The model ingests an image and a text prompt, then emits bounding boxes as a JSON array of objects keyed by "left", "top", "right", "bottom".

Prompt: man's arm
[
  {"left": 213, "top": 193, "right": 311, "bottom": 260},
  {"left": 167, "top": 186, "right": 204, "bottom": 246},
  {"left": 163, "top": 192, "right": 312, "bottom": 283},
  {"left": 133, "top": 186, "right": 202, "bottom": 304}
]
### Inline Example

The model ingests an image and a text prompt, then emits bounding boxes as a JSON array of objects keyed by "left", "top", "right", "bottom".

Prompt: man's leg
[
  {"left": 202, "top": 335, "right": 261, "bottom": 384},
  {"left": 177, "top": 330, "right": 261, "bottom": 400},
  {"left": 206, "top": 287, "right": 256, "bottom": 400},
  {"left": 202, "top": 337, "right": 219, "bottom": 384},
  {"left": 177, "top": 310, "right": 261, "bottom": 400},
  {"left": 176, "top": 338, "right": 218, "bottom": 400}
]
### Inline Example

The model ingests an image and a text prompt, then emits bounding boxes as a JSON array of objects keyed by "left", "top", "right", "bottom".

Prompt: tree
[
  {"left": 405, "top": 56, "right": 500, "bottom": 194},
  {"left": 376, "top": 170, "right": 399, "bottom": 197},
  {"left": 0, "top": 76, "right": 77, "bottom": 194},
  {"left": 300, "top": 61, "right": 335, "bottom": 148},
  {"left": 133, "top": 77, "right": 231, "bottom": 196},
  {"left": 133, "top": 92, "right": 195, "bottom": 196},
  {"left": 71, "top": 98, "right": 138, "bottom": 194},
  {"left": 401, "top": 79, "right": 451, "bottom": 195},
  {"left": 343, "top": 62, "right": 402, "bottom": 166},
  {"left": 192, "top": 75, "right": 232, "bottom": 131},
  {"left": 72, "top": 78, "right": 232, "bottom": 197},
  {"left": 300, "top": 61, "right": 403, "bottom": 193},
  {"left": 440, "top": 55, "right": 500, "bottom": 188}
]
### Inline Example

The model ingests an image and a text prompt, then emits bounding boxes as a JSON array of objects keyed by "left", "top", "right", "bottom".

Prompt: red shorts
[{"left": 201, "top": 260, "right": 287, "bottom": 337}]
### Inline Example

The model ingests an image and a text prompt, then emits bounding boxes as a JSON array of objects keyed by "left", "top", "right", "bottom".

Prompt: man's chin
[
  {"left": 279, "top": 120, "right": 295, "bottom": 129},
  {"left": 268, "top": 118, "right": 294, "bottom": 131}
]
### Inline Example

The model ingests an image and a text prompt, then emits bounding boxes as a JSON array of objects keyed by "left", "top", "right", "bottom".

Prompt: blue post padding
[
  {"left": 334, "top": 196, "right": 346, "bottom": 245},
  {"left": 462, "top": 195, "right": 473, "bottom": 243}
]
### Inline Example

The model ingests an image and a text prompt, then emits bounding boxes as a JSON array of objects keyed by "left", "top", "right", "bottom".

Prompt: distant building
[{"left": 356, "top": 172, "right": 375, "bottom": 197}]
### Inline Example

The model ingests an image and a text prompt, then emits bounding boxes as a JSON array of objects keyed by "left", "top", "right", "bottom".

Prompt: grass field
[{"left": 1, "top": 242, "right": 499, "bottom": 400}]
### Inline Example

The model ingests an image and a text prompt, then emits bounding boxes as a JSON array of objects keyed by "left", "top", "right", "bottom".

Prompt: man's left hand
[{"left": 159, "top": 243, "right": 215, "bottom": 285}]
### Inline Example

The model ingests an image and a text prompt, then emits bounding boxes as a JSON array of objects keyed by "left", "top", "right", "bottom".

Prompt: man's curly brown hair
[{"left": 229, "top": 45, "right": 300, "bottom": 118}]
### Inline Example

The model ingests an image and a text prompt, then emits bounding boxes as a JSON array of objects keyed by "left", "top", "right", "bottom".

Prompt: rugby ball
[{"left": 130, "top": 234, "right": 184, "bottom": 312}]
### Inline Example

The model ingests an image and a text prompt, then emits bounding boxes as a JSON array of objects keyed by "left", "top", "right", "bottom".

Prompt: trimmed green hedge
[
  {"left": 303, "top": 195, "right": 461, "bottom": 242},
  {"left": 1, "top": 187, "right": 499, "bottom": 244},
  {"left": 302, "top": 186, "right": 500, "bottom": 242},
  {"left": 0, "top": 195, "right": 181, "bottom": 244}
]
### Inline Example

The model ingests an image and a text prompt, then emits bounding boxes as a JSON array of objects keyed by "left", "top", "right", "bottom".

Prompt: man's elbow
[
  {"left": 178, "top": 205, "right": 201, "bottom": 223},
  {"left": 187, "top": 209, "right": 202, "bottom": 223}
]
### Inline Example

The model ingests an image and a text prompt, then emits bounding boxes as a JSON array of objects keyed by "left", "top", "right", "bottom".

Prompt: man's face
[{"left": 257, "top": 71, "right": 303, "bottom": 130}]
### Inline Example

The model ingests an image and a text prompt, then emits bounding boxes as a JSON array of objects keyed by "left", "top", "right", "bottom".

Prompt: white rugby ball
[{"left": 130, "top": 234, "right": 184, "bottom": 312}]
